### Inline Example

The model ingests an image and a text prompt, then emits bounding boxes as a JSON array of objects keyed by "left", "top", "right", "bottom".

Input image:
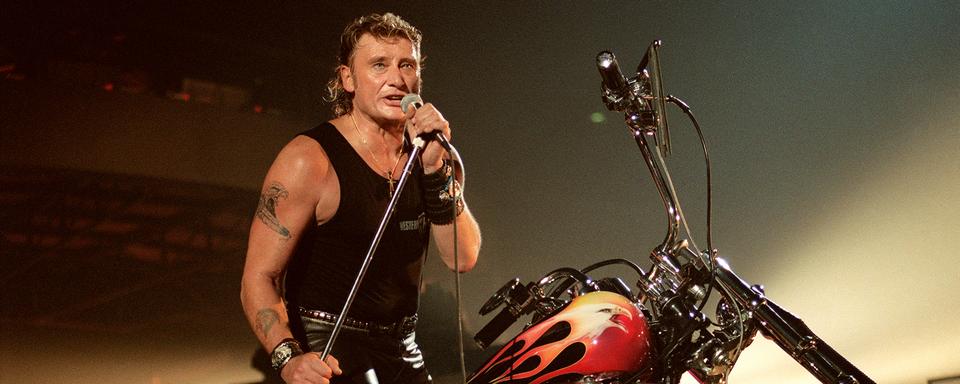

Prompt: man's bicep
[
  {"left": 247, "top": 141, "right": 327, "bottom": 268},
  {"left": 249, "top": 176, "right": 319, "bottom": 248},
  {"left": 254, "top": 138, "right": 328, "bottom": 240},
  {"left": 246, "top": 178, "right": 313, "bottom": 276}
]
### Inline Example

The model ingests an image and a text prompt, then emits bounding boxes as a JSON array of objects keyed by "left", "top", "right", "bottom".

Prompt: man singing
[{"left": 241, "top": 12, "right": 482, "bottom": 384}]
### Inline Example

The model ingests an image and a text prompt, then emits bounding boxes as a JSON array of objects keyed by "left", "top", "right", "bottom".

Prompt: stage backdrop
[{"left": 2, "top": 1, "right": 958, "bottom": 383}]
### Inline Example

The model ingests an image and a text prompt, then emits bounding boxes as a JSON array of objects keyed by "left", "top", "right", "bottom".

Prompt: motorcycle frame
[
  {"left": 470, "top": 41, "right": 875, "bottom": 384},
  {"left": 618, "top": 41, "right": 874, "bottom": 384}
]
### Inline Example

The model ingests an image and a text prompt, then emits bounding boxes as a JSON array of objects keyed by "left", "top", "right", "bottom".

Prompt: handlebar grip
[
  {"left": 474, "top": 306, "right": 519, "bottom": 349},
  {"left": 597, "top": 51, "right": 628, "bottom": 92}
]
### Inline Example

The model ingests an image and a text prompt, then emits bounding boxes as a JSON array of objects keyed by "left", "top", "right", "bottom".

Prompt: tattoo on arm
[
  {"left": 256, "top": 308, "right": 281, "bottom": 337},
  {"left": 256, "top": 182, "right": 292, "bottom": 239}
]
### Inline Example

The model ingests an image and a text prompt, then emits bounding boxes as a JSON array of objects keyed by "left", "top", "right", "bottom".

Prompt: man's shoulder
[
  {"left": 270, "top": 133, "right": 333, "bottom": 182},
  {"left": 283, "top": 135, "right": 325, "bottom": 156},
  {"left": 281, "top": 121, "right": 340, "bottom": 157},
  {"left": 295, "top": 121, "right": 337, "bottom": 142},
  {"left": 267, "top": 120, "right": 348, "bottom": 186}
]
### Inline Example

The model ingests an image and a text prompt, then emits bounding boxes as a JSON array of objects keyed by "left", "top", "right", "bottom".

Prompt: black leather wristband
[
  {"left": 421, "top": 162, "right": 451, "bottom": 192},
  {"left": 422, "top": 163, "right": 461, "bottom": 224}
]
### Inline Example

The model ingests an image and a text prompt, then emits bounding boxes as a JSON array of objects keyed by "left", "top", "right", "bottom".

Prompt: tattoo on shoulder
[
  {"left": 256, "top": 182, "right": 292, "bottom": 239},
  {"left": 256, "top": 308, "right": 281, "bottom": 337}
]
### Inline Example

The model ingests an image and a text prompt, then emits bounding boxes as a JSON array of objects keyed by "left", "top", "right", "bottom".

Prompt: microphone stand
[{"left": 319, "top": 136, "right": 431, "bottom": 360}]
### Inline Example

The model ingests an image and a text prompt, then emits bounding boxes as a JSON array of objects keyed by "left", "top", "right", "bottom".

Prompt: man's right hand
[{"left": 280, "top": 352, "right": 342, "bottom": 384}]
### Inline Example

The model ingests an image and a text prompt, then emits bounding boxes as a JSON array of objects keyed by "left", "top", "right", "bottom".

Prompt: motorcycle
[{"left": 467, "top": 41, "right": 875, "bottom": 384}]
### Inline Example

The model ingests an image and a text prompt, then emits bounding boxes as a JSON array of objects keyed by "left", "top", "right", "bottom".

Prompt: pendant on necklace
[{"left": 387, "top": 171, "right": 396, "bottom": 197}]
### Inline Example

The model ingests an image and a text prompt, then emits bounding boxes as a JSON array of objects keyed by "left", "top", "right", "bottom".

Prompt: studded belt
[{"left": 297, "top": 307, "right": 417, "bottom": 338}]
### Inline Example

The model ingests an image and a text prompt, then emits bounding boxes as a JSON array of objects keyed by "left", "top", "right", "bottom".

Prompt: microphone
[
  {"left": 400, "top": 93, "right": 452, "bottom": 151},
  {"left": 400, "top": 92, "right": 424, "bottom": 113}
]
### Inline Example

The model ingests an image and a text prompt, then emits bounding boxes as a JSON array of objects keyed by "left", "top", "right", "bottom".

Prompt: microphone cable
[
  {"left": 402, "top": 93, "right": 470, "bottom": 381},
  {"left": 445, "top": 145, "right": 469, "bottom": 383},
  {"left": 422, "top": 135, "right": 468, "bottom": 382}
]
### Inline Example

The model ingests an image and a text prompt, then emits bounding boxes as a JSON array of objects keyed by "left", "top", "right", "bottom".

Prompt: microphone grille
[{"left": 400, "top": 93, "right": 423, "bottom": 113}]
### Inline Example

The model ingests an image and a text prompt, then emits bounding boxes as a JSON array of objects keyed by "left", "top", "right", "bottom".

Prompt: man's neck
[{"left": 339, "top": 112, "right": 404, "bottom": 150}]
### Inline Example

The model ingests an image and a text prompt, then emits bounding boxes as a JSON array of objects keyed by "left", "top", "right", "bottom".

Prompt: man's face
[{"left": 342, "top": 33, "right": 421, "bottom": 125}]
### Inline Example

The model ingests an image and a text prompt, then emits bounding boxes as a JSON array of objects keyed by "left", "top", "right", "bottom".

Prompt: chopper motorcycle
[{"left": 466, "top": 41, "right": 875, "bottom": 384}]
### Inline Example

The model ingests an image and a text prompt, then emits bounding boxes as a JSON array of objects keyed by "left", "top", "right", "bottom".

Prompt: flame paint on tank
[{"left": 469, "top": 291, "right": 653, "bottom": 384}]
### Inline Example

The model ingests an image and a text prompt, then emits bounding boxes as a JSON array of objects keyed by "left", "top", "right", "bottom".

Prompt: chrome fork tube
[{"left": 631, "top": 126, "right": 681, "bottom": 255}]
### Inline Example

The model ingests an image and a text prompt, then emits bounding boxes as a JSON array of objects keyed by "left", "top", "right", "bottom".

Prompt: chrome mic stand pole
[{"left": 319, "top": 136, "right": 430, "bottom": 360}]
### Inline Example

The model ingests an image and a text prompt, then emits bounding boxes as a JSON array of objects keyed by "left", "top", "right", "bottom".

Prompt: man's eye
[{"left": 373, "top": 63, "right": 386, "bottom": 70}]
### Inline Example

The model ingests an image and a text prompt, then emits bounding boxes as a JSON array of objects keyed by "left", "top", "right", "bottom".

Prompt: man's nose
[{"left": 385, "top": 65, "right": 407, "bottom": 89}]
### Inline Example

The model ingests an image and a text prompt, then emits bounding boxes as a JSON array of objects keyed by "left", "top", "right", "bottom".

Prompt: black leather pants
[{"left": 295, "top": 314, "right": 432, "bottom": 384}]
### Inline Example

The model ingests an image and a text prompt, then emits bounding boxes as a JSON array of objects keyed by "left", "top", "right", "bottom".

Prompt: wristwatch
[{"left": 270, "top": 338, "right": 304, "bottom": 372}]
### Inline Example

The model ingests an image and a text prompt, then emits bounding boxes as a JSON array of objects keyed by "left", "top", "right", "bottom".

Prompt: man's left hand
[{"left": 404, "top": 102, "right": 450, "bottom": 173}]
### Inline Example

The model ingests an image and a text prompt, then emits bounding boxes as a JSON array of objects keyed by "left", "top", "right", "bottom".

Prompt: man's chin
[
  {"left": 371, "top": 113, "right": 405, "bottom": 127},
  {"left": 384, "top": 109, "right": 407, "bottom": 120}
]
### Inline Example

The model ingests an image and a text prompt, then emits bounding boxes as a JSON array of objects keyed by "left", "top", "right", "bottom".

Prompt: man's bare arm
[
  {"left": 240, "top": 137, "right": 332, "bottom": 350},
  {"left": 431, "top": 202, "right": 481, "bottom": 273}
]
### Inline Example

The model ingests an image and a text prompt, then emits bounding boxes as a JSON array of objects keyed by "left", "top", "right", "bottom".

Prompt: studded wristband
[
  {"left": 422, "top": 162, "right": 462, "bottom": 224},
  {"left": 270, "top": 338, "right": 304, "bottom": 372},
  {"left": 421, "top": 162, "right": 452, "bottom": 191}
]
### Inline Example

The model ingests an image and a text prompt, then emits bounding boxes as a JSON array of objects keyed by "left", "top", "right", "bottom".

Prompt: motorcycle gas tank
[{"left": 469, "top": 291, "right": 653, "bottom": 384}]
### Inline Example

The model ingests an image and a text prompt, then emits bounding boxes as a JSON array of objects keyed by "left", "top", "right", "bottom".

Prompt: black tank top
[{"left": 284, "top": 122, "right": 429, "bottom": 323}]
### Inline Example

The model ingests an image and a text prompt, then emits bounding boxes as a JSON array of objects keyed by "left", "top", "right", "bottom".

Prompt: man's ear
[{"left": 339, "top": 65, "right": 355, "bottom": 93}]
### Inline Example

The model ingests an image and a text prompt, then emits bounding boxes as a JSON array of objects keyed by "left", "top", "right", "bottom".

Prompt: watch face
[
  {"left": 271, "top": 341, "right": 301, "bottom": 371},
  {"left": 270, "top": 347, "right": 285, "bottom": 369}
]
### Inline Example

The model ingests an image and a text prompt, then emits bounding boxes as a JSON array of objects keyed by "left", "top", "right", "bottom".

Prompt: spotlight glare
[{"left": 591, "top": 112, "right": 606, "bottom": 124}]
